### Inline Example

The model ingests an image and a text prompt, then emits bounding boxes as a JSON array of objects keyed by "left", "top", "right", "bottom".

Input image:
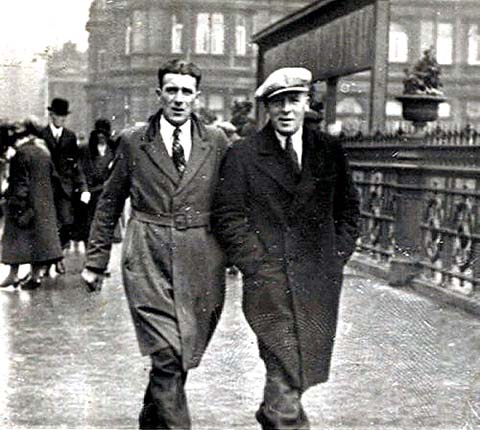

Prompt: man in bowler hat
[
  {"left": 212, "top": 67, "right": 360, "bottom": 429},
  {"left": 41, "top": 98, "right": 89, "bottom": 273}
]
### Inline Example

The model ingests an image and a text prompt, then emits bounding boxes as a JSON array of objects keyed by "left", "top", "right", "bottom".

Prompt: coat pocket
[{"left": 7, "top": 197, "right": 34, "bottom": 228}]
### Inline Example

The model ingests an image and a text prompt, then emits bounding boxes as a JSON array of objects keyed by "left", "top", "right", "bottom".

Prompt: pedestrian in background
[
  {"left": 0, "top": 120, "right": 63, "bottom": 289},
  {"left": 212, "top": 67, "right": 360, "bottom": 429},
  {"left": 76, "top": 119, "right": 116, "bottom": 248},
  {"left": 82, "top": 59, "right": 229, "bottom": 429},
  {"left": 40, "top": 98, "right": 90, "bottom": 274}
]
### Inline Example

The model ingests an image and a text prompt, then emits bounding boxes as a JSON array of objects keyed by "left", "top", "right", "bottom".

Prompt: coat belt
[{"left": 131, "top": 208, "right": 211, "bottom": 231}]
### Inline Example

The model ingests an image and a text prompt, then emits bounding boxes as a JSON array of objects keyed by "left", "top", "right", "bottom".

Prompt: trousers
[
  {"left": 139, "top": 347, "right": 190, "bottom": 429},
  {"left": 256, "top": 347, "right": 310, "bottom": 430}
]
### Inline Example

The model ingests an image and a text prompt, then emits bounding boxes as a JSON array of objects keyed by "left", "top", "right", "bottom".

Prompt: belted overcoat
[
  {"left": 85, "top": 111, "right": 228, "bottom": 371},
  {"left": 212, "top": 122, "right": 360, "bottom": 391}
]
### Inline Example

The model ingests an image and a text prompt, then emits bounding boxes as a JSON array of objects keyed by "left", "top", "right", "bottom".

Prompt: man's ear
[{"left": 155, "top": 88, "right": 162, "bottom": 97}]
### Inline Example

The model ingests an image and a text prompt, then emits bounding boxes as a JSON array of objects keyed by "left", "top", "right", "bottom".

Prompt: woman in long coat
[{"left": 1, "top": 134, "right": 63, "bottom": 289}]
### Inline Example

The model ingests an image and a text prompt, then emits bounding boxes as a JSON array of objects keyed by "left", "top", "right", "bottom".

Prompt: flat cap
[{"left": 255, "top": 67, "right": 312, "bottom": 100}]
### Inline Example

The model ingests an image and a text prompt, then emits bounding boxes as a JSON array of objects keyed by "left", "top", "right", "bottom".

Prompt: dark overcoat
[
  {"left": 40, "top": 126, "right": 87, "bottom": 225},
  {"left": 85, "top": 111, "right": 228, "bottom": 371},
  {"left": 1, "top": 141, "right": 63, "bottom": 264},
  {"left": 212, "top": 122, "right": 360, "bottom": 391},
  {"left": 76, "top": 141, "right": 116, "bottom": 241}
]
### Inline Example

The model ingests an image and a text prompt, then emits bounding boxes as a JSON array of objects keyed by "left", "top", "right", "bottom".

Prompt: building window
[
  {"left": 199, "top": 93, "right": 225, "bottom": 122},
  {"left": 420, "top": 20, "right": 434, "bottom": 53},
  {"left": 336, "top": 97, "right": 363, "bottom": 115},
  {"left": 389, "top": 23, "right": 408, "bottom": 63},
  {"left": 466, "top": 101, "right": 480, "bottom": 118},
  {"left": 438, "top": 102, "right": 451, "bottom": 118},
  {"left": 131, "top": 10, "right": 147, "bottom": 53},
  {"left": 386, "top": 100, "right": 402, "bottom": 117},
  {"left": 195, "top": 13, "right": 224, "bottom": 55},
  {"left": 235, "top": 15, "right": 247, "bottom": 56},
  {"left": 436, "top": 23, "right": 453, "bottom": 65},
  {"left": 98, "top": 49, "right": 107, "bottom": 72},
  {"left": 125, "top": 18, "right": 132, "bottom": 55},
  {"left": 468, "top": 24, "right": 480, "bottom": 65},
  {"left": 171, "top": 14, "right": 183, "bottom": 54}
]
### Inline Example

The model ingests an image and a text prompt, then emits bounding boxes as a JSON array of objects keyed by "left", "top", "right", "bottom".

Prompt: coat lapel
[
  {"left": 289, "top": 127, "right": 332, "bottom": 215},
  {"left": 139, "top": 110, "right": 181, "bottom": 185},
  {"left": 174, "top": 118, "right": 212, "bottom": 196},
  {"left": 255, "top": 123, "right": 296, "bottom": 195}
]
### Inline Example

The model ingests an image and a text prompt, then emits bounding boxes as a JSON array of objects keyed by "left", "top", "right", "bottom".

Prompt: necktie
[
  {"left": 285, "top": 135, "right": 301, "bottom": 177},
  {"left": 172, "top": 127, "right": 186, "bottom": 177}
]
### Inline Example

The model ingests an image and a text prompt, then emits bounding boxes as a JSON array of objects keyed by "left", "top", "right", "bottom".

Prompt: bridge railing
[{"left": 342, "top": 128, "right": 480, "bottom": 298}]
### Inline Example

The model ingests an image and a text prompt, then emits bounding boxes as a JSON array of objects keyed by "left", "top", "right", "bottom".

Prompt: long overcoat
[
  {"left": 85, "top": 111, "right": 228, "bottom": 371},
  {"left": 2, "top": 141, "right": 63, "bottom": 265},
  {"left": 212, "top": 122, "right": 360, "bottom": 391},
  {"left": 40, "top": 126, "right": 87, "bottom": 225}
]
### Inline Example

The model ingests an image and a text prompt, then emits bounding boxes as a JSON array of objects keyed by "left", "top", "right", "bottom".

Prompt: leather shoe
[
  {"left": 55, "top": 261, "right": 66, "bottom": 275},
  {"left": 0, "top": 273, "right": 20, "bottom": 288},
  {"left": 19, "top": 275, "right": 41, "bottom": 290}
]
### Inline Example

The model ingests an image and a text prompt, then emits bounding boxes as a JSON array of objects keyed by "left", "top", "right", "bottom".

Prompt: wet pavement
[{"left": 0, "top": 246, "right": 479, "bottom": 430}]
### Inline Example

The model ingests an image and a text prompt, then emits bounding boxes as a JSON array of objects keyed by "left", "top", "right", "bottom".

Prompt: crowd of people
[
  {"left": 0, "top": 99, "right": 119, "bottom": 289},
  {"left": 1, "top": 59, "right": 358, "bottom": 430}
]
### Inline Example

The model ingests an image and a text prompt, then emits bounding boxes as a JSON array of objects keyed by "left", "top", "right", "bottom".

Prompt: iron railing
[{"left": 343, "top": 129, "right": 480, "bottom": 297}]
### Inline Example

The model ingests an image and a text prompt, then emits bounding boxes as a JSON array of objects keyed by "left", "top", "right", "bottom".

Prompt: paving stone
[{"left": 0, "top": 246, "right": 478, "bottom": 429}]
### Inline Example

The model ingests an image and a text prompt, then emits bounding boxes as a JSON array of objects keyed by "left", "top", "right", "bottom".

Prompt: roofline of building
[{"left": 251, "top": 0, "right": 375, "bottom": 48}]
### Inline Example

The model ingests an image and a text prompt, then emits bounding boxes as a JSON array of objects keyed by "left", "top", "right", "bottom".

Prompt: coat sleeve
[
  {"left": 211, "top": 144, "right": 267, "bottom": 277},
  {"left": 332, "top": 139, "right": 360, "bottom": 262},
  {"left": 85, "top": 132, "right": 132, "bottom": 272},
  {"left": 69, "top": 134, "right": 88, "bottom": 194},
  {"left": 6, "top": 150, "right": 34, "bottom": 228},
  {"left": 7, "top": 150, "right": 30, "bottom": 201}
]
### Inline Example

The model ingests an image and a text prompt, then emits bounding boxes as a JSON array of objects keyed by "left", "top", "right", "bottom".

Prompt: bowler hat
[
  {"left": 255, "top": 67, "right": 312, "bottom": 100},
  {"left": 94, "top": 118, "right": 111, "bottom": 136},
  {"left": 48, "top": 98, "right": 70, "bottom": 116}
]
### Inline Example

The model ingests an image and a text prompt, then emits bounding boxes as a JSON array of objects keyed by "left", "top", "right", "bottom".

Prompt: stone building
[
  {"left": 47, "top": 42, "right": 89, "bottom": 137},
  {"left": 331, "top": 0, "right": 480, "bottom": 131},
  {"left": 0, "top": 56, "right": 48, "bottom": 123},
  {"left": 85, "top": 0, "right": 311, "bottom": 132}
]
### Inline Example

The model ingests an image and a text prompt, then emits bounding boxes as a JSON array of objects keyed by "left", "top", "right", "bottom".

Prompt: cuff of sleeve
[{"left": 85, "top": 266, "right": 105, "bottom": 275}]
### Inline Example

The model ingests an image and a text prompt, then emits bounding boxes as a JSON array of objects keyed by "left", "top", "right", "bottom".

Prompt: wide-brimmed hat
[
  {"left": 48, "top": 98, "right": 70, "bottom": 116},
  {"left": 255, "top": 67, "right": 312, "bottom": 100}
]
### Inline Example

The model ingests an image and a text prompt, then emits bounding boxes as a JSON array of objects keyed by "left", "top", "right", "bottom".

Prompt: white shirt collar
[
  {"left": 49, "top": 123, "right": 63, "bottom": 139},
  {"left": 159, "top": 115, "right": 192, "bottom": 161},
  {"left": 274, "top": 127, "right": 303, "bottom": 166}
]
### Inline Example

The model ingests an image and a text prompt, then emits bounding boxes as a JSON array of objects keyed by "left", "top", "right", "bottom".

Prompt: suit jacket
[
  {"left": 41, "top": 126, "right": 87, "bottom": 198},
  {"left": 212, "top": 122, "right": 360, "bottom": 389},
  {"left": 85, "top": 110, "right": 229, "bottom": 370}
]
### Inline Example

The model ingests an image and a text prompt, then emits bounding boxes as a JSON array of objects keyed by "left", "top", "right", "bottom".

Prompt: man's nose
[
  {"left": 280, "top": 99, "right": 293, "bottom": 112},
  {"left": 173, "top": 92, "right": 186, "bottom": 104}
]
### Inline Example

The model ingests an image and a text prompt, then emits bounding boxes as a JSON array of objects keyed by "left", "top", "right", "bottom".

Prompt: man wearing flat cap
[
  {"left": 41, "top": 98, "right": 89, "bottom": 272},
  {"left": 212, "top": 67, "right": 359, "bottom": 429}
]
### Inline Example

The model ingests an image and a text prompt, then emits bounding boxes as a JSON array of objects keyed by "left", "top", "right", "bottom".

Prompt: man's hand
[
  {"left": 81, "top": 268, "right": 104, "bottom": 293},
  {"left": 80, "top": 191, "right": 91, "bottom": 204}
]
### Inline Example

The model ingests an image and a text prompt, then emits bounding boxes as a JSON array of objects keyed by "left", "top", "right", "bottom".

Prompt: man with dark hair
[
  {"left": 41, "top": 98, "right": 89, "bottom": 273},
  {"left": 82, "top": 59, "right": 229, "bottom": 429},
  {"left": 212, "top": 67, "right": 360, "bottom": 429}
]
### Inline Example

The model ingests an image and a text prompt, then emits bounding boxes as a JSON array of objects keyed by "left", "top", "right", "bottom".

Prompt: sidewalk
[{"left": 0, "top": 247, "right": 478, "bottom": 429}]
